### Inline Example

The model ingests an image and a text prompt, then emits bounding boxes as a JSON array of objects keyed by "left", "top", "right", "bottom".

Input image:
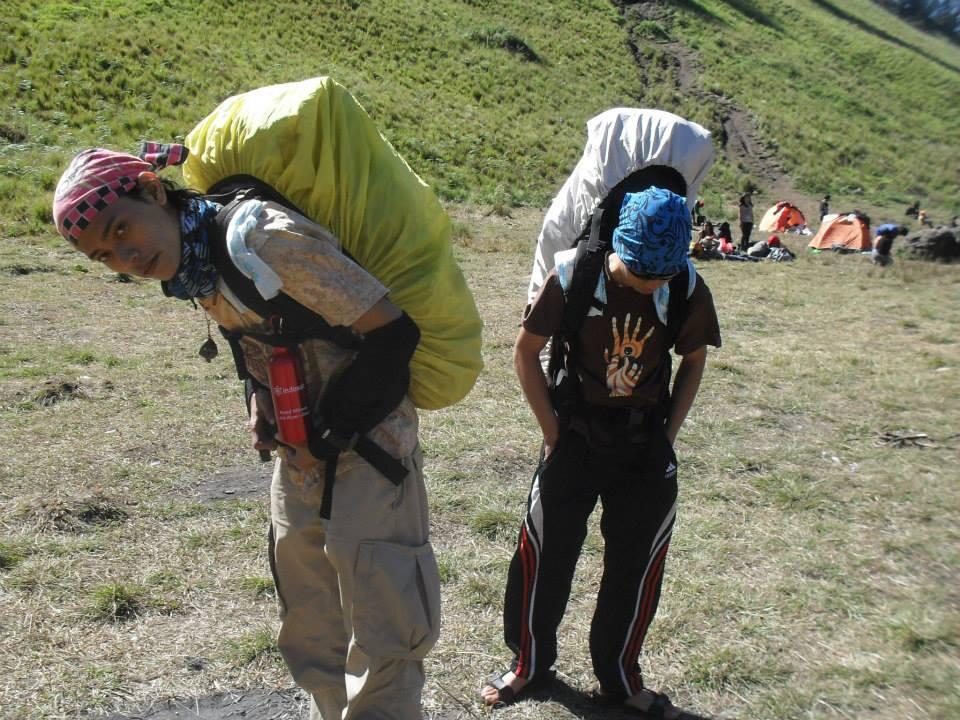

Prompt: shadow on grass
[
  {"left": 668, "top": 0, "right": 780, "bottom": 30},
  {"left": 505, "top": 676, "right": 720, "bottom": 720},
  {"left": 809, "top": 0, "right": 960, "bottom": 74},
  {"left": 725, "top": 0, "right": 782, "bottom": 31},
  {"left": 669, "top": 0, "right": 725, "bottom": 25}
]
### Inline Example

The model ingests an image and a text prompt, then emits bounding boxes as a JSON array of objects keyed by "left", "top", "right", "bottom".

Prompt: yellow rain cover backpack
[{"left": 183, "top": 77, "right": 482, "bottom": 410}]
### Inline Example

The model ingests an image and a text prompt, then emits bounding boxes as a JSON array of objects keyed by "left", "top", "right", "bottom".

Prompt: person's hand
[
  {"left": 249, "top": 388, "right": 278, "bottom": 453},
  {"left": 542, "top": 417, "right": 561, "bottom": 460},
  {"left": 279, "top": 442, "right": 321, "bottom": 475}
]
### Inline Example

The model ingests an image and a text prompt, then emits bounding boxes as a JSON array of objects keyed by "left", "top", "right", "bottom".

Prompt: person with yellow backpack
[{"left": 52, "top": 78, "right": 482, "bottom": 720}]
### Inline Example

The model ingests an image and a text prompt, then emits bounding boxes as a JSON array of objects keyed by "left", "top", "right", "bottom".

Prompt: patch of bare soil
[
  {"left": 100, "top": 689, "right": 307, "bottom": 720},
  {"left": 190, "top": 462, "right": 274, "bottom": 503}
]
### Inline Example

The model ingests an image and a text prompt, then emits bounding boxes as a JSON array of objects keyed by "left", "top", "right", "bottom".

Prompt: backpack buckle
[{"left": 320, "top": 427, "right": 360, "bottom": 451}]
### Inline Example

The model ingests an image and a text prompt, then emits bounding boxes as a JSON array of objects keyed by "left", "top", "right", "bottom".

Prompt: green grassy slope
[
  {"left": 665, "top": 0, "right": 960, "bottom": 211},
  {"left": 0, "top": 0, "right": 957, "bottom": 231},
  {"left": 0, "top": 0, "right": 637, "bottom": 230}
]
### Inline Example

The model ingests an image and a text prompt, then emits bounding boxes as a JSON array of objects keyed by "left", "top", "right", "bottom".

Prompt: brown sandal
[{"left": 482, "top": 668, "right": 556, "bottom": 708}]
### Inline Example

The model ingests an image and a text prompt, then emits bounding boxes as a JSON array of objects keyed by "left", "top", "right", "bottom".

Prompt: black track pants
[
  {"left": 739, "top": 222, "right": 754, "bottom": 251},
  {"left": 502, "top": 429, "right": 678, "bottom": 696}
]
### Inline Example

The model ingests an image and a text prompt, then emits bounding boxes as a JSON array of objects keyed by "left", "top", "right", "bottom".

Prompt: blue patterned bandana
[
  {"left": 611, "top": 187, "right": 691, "bottom": 277},
  {"left": 165, "top": 197, "right": 222, "bottom": 300}
]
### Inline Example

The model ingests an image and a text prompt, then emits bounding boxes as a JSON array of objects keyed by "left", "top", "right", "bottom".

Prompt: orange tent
[
  {"left": 808, "top": 213, "right": 872, "bottom": 251},
  {"left": 758, "top": 201, "right": 806, "bottom": 232}
]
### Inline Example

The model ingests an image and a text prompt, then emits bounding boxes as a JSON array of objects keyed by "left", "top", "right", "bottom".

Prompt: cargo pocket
[{"left": 352, "top": 540, "right": 441, "bottom": 660}]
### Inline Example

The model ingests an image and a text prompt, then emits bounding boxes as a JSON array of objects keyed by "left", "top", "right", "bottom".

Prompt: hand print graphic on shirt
[{"left": 604, "top": 313, "right": 654, "bottom": 397}]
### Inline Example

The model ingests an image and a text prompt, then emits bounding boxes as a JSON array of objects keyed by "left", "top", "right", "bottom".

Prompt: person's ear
[{"left": 136, "top": 171, "right": 167, "bottom": 206}]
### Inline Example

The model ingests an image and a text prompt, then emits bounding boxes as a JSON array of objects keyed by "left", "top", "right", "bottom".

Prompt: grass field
[
  {"left": 1, "top": 0, "right": 958, "bottom": 226},
  {"left": 0, "top": 213, "right": 958, "bottom": 719}
]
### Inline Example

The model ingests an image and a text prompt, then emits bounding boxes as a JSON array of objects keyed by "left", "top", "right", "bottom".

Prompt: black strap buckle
[{"left": 320, "top": 427, "right": 360, "bottom": 451}]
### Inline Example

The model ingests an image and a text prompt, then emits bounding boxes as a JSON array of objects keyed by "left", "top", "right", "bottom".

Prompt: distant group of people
[
  {"left": 690, "top": 191, "right": 797, "bottom": 263},
  {"left": 689, "top": 219, "right": 794, "bottom": 263},
  {"left": 691, "top": 190, "right": 939, "bottom": 269}
]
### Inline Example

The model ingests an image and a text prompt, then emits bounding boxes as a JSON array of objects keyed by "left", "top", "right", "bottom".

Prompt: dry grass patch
[
  {"left": 0, "top": 221, "right": 958, "bottom": 719},
  {"left": 15, "top": 492, "right": 129, "bottom": 532}
]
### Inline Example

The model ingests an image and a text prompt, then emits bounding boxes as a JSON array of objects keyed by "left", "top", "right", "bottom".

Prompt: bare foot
[{"left": 480, "top": 670, "right": 529, "bottom": 706}]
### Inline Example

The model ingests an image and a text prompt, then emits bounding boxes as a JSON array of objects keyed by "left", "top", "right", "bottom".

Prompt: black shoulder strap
[
  {"left": 549, "top": 209, "right": 613, "bottom": 416},
  {"left": 206, "top": 174, "right": 310, "bottom": 217},
  {"left": 665, "top": 265, "right": 692, "bottom": 349},
  {"left": 205, "top": 178, "right": 361, "bottom": 350},
  {"left": 560, "top": 209, "right": 612, "bottom": 339}
]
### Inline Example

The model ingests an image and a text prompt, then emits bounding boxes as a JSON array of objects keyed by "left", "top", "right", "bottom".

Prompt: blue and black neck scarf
[{"left": 165, "top": 197, "right": 223, "bottom": 300}]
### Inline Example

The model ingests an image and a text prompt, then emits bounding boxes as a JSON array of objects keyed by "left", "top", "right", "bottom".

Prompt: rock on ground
[{"left": 904, "top": 226, "right": 960, "bottom": 261}]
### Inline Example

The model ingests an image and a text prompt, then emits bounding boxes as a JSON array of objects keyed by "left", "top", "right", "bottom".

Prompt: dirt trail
[
  {"left": 669, "top": 40, "right": 801, "bottom": 202},
  {"left": 620, "top": 1, "right": 815, "bottom": 212}
]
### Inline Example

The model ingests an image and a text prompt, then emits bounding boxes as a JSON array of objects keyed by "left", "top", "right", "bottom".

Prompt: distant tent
[
  {"left": 758, "top": 201, "right": 806, "bottom": 232},
  {"left": 808, "top": 212, "right": 872, "bottom": 251}
]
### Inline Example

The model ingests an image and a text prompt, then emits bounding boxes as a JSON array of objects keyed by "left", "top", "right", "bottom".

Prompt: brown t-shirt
[{"left": 523, "top": 262, "right": 721, "bottom": 409}]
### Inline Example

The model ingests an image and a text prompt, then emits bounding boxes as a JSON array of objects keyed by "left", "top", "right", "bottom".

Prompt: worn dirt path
[
  {"left": 620, "top": 0, "right": 816, "bottom": 218},
  {"left": 669, "top": 38, "right": 803, "bottom": 203}
]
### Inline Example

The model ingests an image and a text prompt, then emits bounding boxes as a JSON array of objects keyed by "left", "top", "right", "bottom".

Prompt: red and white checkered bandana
[{"left": 53, "top": 143, "right": 188, "bottom": 244}]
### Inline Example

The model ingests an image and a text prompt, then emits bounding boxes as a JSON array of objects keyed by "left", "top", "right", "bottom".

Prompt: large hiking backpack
[
  {"left": 529, "top": 108, "right": 714, "bottom": 303},
  {"left": 182, "top": 76, "right": 482, "bottom": 410},
  {"left": 533, "top": 109, "right": 715, "bottom": 414}
]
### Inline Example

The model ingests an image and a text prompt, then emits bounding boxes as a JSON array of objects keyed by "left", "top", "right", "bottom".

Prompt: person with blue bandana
[{"left": 482, "top": 187, "right": 721, "bottom": 718}]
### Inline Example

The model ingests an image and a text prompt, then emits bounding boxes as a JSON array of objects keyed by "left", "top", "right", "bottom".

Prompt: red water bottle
[{"left": 267, "top": 345, "right": 310, "bottom": 445}]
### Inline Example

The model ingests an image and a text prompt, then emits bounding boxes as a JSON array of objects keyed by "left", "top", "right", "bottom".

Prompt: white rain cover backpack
[{"left": 529, "top": 108, "right": 715, "bottom": 303}]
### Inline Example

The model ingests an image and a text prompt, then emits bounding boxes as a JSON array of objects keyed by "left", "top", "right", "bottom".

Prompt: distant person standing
[
  {"left": 694, "top": 198, "right": 706, "bottom": 226},
  {"left": 738, "top": 192, "right": 754, "bottom": 252},
  {"left": 819, "top": 194, "right": 831, "bottom": 220},
  {"left": 873, "top": 223, "right": 907, "bottom": 266}
]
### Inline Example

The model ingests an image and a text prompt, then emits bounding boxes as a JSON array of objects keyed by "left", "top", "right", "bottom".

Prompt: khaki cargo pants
[{"left": 270, "top": 446, "right": 441, "bottom": 720}]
